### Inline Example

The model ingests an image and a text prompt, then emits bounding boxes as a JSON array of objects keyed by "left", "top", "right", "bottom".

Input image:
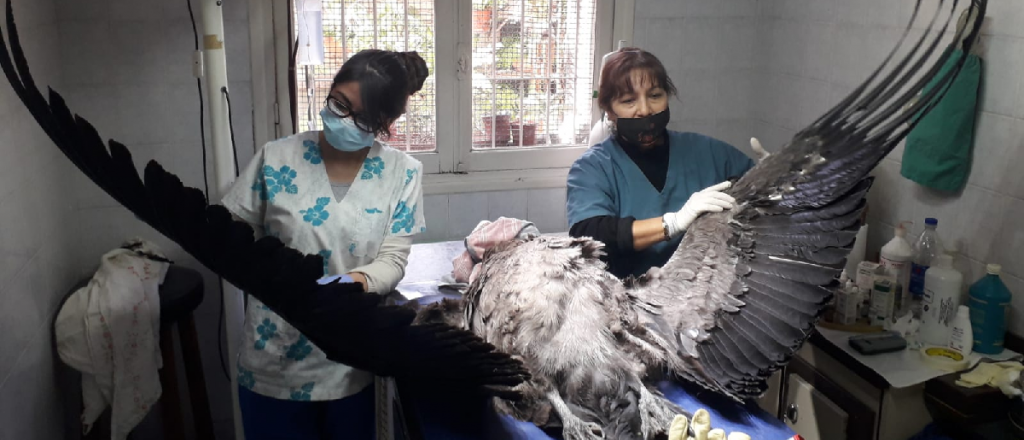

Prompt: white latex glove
[
  {"left": 667, "top": 409, "right": 750, "bottom": 440},
  {"left": 663, "top": 181, "right": 736, "bottom": 238},
  {"left": 750, "top": 137, "right": 770, "bottom": 162},
  {"left": 691, "top": 409, "right": 711, "bottom": 440},
  {"left": 668, "top": 414, "right": 689, "bottom": 440}
]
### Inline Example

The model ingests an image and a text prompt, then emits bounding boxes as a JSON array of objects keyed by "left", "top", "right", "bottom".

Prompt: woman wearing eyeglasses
[{"left": 220, "top": 49, "right": 428, "bottom": 439}]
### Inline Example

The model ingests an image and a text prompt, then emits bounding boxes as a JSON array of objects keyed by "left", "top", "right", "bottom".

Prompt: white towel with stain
[{"left": 54, "top": 239, "right": 170, "bottom": 439}]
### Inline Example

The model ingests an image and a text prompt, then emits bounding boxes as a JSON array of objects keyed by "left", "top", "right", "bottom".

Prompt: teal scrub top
[{"left": 566, "top": 130, "right": 755, "bottom": 278}]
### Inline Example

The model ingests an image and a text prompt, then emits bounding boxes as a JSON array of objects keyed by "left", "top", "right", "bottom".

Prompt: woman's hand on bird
[{"left": 662, "top": 181, "right": 736, "bottom": 238}]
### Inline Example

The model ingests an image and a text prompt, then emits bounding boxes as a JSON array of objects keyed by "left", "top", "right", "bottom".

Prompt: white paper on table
[{"left": 814, "top": 325, "right": 1022, "bottom": 388}]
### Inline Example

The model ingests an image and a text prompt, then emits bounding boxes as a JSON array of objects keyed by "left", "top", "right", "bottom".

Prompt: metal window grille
[
  {"left": 471, "top": 0, "right": 597, "bottom": 150},
  {"left": 293, "top": 0, "right": 597, "bottom": 154},
  {"left": 294, "top": 0, "right": 437, "bottom": 153}
]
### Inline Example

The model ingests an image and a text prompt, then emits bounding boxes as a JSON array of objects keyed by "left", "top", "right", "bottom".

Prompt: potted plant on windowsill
[
  {"left": 386, "top": 121, "right": 407, "bottom": 144},
  {"left": 473, "top": 6, "right": 493, "bottom": 35},
  {"left": 510, "top": 121, "right": 537, "bottom": 147},
  {"left": 480, "top": 113, "right": 512, "bottom": 147}
]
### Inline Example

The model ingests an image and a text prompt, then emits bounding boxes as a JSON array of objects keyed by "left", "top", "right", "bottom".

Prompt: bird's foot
[
  {"left": 561, "top": 419, "right": 605, "bottom": 440},
  {"left": 639, "top": 386, "right": 688, "bottom": 439},
  {"left": 545, "top": 389, "right": 605, "bottom": 440}
]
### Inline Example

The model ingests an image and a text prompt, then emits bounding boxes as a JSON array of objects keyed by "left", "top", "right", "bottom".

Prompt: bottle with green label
[{"left": 968, "top": 264, "right": 1013, "bottom": 355}]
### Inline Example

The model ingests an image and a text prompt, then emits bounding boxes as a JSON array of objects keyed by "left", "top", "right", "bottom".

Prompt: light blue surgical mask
[{"left": 320, "top": 107, "right": 375, "bottom": 152}]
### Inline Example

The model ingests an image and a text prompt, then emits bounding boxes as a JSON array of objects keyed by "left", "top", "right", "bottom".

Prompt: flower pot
[
  {"left": 481, "top": 114, "right": 511, "bottom": 146},
  {"left": 510, "top": 122, "right": 537, "bottom": 147},
  {"left": 473, "top": 9, "right": 493, "bottom": 36},
  {"left": 386, "top": 122, "right": 406, "bottom": 144}
]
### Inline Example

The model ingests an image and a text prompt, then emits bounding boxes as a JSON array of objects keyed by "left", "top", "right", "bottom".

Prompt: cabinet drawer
[
  {"left": 787, "top": 356, "right": 877, "bottom": 440},
  {"left": 783, "top": 374, "right": 848, "bottom": 440}
]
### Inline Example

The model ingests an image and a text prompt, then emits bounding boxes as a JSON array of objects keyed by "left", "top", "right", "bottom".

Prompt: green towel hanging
[{"left": 901, "top": 48, "right": 982, "bottom": 193}]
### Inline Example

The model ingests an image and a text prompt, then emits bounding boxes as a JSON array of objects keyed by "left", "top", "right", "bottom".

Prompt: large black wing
[
  {"left": 0, "top": 0, "right": 527, "bottom": 395},
  {"left": 630, "top": 0, "right": 986, "bottom": 400}
]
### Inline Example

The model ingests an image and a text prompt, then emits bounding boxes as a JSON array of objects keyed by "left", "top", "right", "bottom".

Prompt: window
[
  {"left": 294, "top": 0, "right": 438, "bottom": 153},
  {"left": 276, "top": 0, "right": 623, "bottom": 184},
  {"left": 470, "top": 0, "right": 597, "bottom": 151}
]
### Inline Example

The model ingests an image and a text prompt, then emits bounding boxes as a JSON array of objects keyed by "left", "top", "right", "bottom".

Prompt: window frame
[{"left": 250, "top": 0, "right": 634, "bottom": 193}]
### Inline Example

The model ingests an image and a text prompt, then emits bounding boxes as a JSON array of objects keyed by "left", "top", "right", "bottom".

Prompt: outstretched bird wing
[
  {"left": 629, "top": 0, "right": 986, "bottom": 400},
  {"left": 0, "top": 0, "right": 527, "bottom": 395}
]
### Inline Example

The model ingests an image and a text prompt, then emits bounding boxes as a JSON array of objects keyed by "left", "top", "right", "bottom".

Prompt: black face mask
[{"left": 615, "top": 108, "right": 670, "bottom": 148}]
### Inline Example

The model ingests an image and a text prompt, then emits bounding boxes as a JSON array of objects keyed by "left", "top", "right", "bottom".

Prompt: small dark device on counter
[{"left": 848, "top": 331, "right": 907, "bottom": 355}]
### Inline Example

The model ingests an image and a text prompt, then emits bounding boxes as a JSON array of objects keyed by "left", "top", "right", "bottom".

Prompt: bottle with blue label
[
  {"left": 968, "top": 264, "right": 1013, "bottom": 355},
  {"left": 910, "top": 218, "right": 943, "bottom": 301}
]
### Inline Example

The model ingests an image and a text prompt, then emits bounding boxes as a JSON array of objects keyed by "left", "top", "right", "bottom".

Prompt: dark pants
[{"left": 237, "top": 385, "right": 375, "bottom": 440}]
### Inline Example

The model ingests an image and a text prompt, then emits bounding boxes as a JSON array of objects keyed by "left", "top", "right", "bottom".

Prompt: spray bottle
[
  {"left": 595, "top": 40, "right": 628, "bottom": 99},
  {"left": 588, "top": 40, "right": 628, "bottom": 146}
]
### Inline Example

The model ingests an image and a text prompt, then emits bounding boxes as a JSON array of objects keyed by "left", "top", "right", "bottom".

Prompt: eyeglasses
[
  {"left": 324, "top": 95, "right": 356, "bottom": 119},
  {"left": 324, "top": 94, "right": 377, "bottom": 133}
]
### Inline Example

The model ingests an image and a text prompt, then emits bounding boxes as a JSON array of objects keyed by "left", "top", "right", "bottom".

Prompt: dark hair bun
[{"left": 398, "top": 51, "right": 429, "bottom": 95}]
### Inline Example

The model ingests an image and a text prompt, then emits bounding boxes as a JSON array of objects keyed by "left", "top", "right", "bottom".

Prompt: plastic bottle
[
  {"left": 870, "top": 275, "right": 896, "bottom": 328},
  {"left": 968, "top": 264, "right": 1013, "bottom": 355},
  {"left": 835, "top": 280, "right": 859, "bottom": 325},
  {"left": 879, "top": 221, "right": 914, "bottom": 322},
  {"left": 948, "top": 305, "right": 973, "bottom": 356},
  {"left": 844, "top": 224, "right": 869, "bottom": 281},
  {"left": 919, "top": 254, "right": 963, "bottom": 346},
  {"left": 859, "top": 287, "right": 872, "bottom": 321},
  {"left": 589, "top": 40, "right": 628, "bottom": 145},
  {"left": 910, "top": 218, "right": 943, "bottom": 301},
  {"left": 945, "top": 243, "right": 972, "bottom": 302},
  {"left": 595, "top": 40, "right": 627, "bottom": 98}
]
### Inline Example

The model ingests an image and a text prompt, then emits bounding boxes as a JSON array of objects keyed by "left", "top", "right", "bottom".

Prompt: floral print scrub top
[{"left": 222, "top": 131, "right": 426, "bottom": 401}]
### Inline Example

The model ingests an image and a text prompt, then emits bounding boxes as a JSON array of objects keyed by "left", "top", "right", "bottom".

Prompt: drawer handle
[{"left": 785, "top": 404, "right": 799, "bottom": 424}]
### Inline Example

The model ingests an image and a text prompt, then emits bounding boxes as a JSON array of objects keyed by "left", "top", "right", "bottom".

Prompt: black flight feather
[{"left": 0, "top": 0, "right": 527, "bottom": 398}]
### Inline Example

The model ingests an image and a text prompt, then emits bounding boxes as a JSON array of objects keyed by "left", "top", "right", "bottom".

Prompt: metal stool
[{"left": 56, "top": 264, "right": 216, "bottom": 440}]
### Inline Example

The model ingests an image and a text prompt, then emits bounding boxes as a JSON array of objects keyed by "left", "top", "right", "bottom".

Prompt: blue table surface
[
  {"left": 391, "top": 241, "right": 797, "bottom": 440},
  {"left": 404, "top": 380, "right": 795, "bottom": 440}
]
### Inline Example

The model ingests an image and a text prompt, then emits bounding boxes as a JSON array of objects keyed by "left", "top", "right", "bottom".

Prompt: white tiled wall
[
  {"left": 749, "top": 0, "right": 1024, "bottom": 334},
  {"left": 631, "top": 0, "right": 761, "bottom": 158},
  {"left": 416, "top": 188, "right": 567, "bottom": 244},
  {"left": 51, "top": 0, "right": 254, "bottom": 438},
  {"left": 0, "top": 0, "right": 81, "bottom": 438}
]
